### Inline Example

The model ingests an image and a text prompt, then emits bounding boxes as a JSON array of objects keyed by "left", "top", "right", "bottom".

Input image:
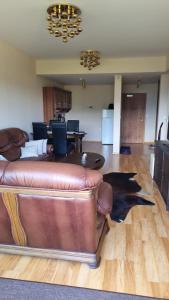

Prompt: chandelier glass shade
[
  {"left": 80, "top": 50, "right": 100, "bottom": 70},
  {"left": 47, "top": 4, "right": 82, "bottom": 43}
]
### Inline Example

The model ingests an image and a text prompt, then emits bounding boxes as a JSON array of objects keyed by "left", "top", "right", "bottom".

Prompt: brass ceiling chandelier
[
  {"left": 80, "top": 50, "right": 100, "bottom": 70},
  {"left": 47, "top": 4, "right": 82, "bottom": 42}
]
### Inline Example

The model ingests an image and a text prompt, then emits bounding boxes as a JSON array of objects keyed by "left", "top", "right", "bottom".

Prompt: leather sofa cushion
[{"left": 2, "top": 161, "right": 103, "bottom": 190}]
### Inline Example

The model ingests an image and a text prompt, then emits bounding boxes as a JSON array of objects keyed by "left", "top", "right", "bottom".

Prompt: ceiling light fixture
[
  {"left": 136, "top": 79, "right": 141, "bottom": 88},
  {"left": 47, "top": 4, "right": 82, "bottom": 43},
  {"left": 80, "top": 50, "right": 100, "bottom": 70},
  {"left": 80, "top": 78, "right": 86, "bottom": 88}
]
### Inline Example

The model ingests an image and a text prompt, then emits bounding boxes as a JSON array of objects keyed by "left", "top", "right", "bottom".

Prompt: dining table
[
  {"left": 47, "top": 129, "right": 86, "bottom": 153},
  {"left": 66, "top": 131, "right": 86, "bottom": 153}
]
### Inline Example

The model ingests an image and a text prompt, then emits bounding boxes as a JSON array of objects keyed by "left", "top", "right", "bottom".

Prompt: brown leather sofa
[
  {"left": 0, "top": 128, "right": 53, "bottom": 161},
  {"left": 0, "top": 161, "right": 112, "bottom": 268}
]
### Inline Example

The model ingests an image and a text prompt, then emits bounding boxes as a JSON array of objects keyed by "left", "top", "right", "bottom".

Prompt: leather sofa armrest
[{"left": 97, "top": 182, "right": 113, "bottom": 215}]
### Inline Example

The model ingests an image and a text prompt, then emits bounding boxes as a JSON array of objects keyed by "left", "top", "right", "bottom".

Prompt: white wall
[
  {"left": 157, "top": 74, "right": 169, "bottom": 140},
  {"left": 123, "top": 83, "right": 158, "bottom": 142},
  {"left": 0, "top": 40, "right": 56, "bottom": 134},
  {"left": 113, "top": 75, "right": 122, "bottom": 154},
  {"left": 65, "top": 85, "right": 114, "bottom": 141}
]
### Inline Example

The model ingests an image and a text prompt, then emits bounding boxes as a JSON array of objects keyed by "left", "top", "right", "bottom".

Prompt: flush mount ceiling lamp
[
  {"left": 80, "top": 50, "right": 100, "bottom": 70},
  {"left": 80, "top": 78, "right": 86, "bottom": 88},
  {"left": 47, "top": 4, "right": 82, "bottom": 43},
  {"left": 136, "top": 79, "right": 142, "bottom": 88}
]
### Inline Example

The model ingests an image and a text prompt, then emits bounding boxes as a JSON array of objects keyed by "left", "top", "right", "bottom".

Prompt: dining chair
[
  {"left": 49, "top": 119, "right": 60, "bottom": 126},
  {"left": 67, "top": 120, "right": 80, "bottom": 145},
  {"left": 32, "top": 122, "right": 48, "bottom": 140},
  {"left": 67, "top": 120, "right": 79, "bottom": 132},
  {"left": 52, "top": 122, "right": 74, "bottom": 156}
]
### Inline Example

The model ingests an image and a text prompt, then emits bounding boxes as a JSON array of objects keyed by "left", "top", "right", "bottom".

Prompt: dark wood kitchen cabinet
[
  {"left": 43, "top": 87, "right": 72, "bottom": 123},
  {"left": 154, "top": 141, "right": 169, "bottom": 210}
]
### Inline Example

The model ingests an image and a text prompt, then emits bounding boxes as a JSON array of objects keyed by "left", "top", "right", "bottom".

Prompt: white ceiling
[{"left": 0, "top": 0, "right": 169, "bottom": 59}]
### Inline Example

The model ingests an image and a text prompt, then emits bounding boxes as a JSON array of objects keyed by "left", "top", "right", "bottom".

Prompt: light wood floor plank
[{"left": 0, "top": 143, "right": 169, "bottom": 299}]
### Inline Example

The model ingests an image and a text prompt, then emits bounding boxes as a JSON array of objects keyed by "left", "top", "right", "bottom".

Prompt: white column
[
  {"left": 113, "top": 74, "right": 122, "bottom": 154},
  {"left": 157, "top": 73, "right": 169, "bottom": 140}
]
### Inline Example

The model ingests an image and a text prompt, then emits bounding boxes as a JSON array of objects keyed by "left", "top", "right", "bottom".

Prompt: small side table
[{"left": 61, "top": 152, "right": 105, "bottom": 170}]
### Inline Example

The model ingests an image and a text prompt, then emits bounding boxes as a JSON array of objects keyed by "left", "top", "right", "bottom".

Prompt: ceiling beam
[{"left": 36, "top": 56, "right": 167, "bottom": 76}]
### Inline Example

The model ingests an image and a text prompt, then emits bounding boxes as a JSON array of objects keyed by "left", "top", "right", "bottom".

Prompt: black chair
[
  {"left": 49, "top": 119, "right": 60, "bottom": 126},
  {"left": 48, "top": 120, "right": 59, "bottom": 131},
  {"left": 32, "top": 122, "right": 48, "bottom": 140},
  {"left": 67, "top": 120, "right": 79, "bottom": 132},
  {"left": 52, "top": 122, "right": 74, "bottom": 156},
  {"left": 67, "top": 120, "right": 80, "bottom": 144}
]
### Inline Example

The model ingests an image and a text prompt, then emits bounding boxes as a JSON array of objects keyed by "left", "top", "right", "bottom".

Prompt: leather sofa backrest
[
  {"left": 1, "top": 161, "right": 103, "bottom": 190},
  {"left": 0, "top": 161, "right": 9, "bottom": 184},
  {"left": 0, "top": 128, "right": 28, "bottom": 161}
]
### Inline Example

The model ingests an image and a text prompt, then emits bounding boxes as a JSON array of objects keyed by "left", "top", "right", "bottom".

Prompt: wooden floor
[{"left": 0, "top": 142, "right": 169, "bottom": 299}]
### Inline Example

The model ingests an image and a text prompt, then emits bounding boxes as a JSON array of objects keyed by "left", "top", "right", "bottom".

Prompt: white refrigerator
[{"left": 101, "top": 109, "right": 114, "bottom": 144}]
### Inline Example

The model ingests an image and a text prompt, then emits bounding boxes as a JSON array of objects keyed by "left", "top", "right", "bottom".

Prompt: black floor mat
[
  {"left": 110, "top": 193, "right": 155, "bottom": 222},
  {"left": 103, "top": 172, "right": 155, "bottom": 222},
  {"left": 103, "top": 172, "right": 141, "bottom": 193}
]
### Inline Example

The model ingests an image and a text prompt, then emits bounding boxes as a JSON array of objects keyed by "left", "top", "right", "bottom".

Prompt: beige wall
[
  {"left": 0, "top": 40, "right": 56, "bottom": 135},
  {"left": 66, "top": 83, "right": 158, "bottom": 143},
  {"left": 123, "top": 83, "right": 158, "bottom": 142},
  {"left": 65, "top": 85, "right": 114, "bottom": 141},
  {"left": 36, "top": 56, "right": 167, "bottom": 75},
  {"left": 158, "top": 74, "right": 169, "bottom": 140},
  {"left": 0, "top": 38, "right": 163, "bottom": 143}
]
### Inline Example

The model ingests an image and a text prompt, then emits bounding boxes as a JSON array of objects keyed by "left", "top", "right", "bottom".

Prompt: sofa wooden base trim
[
  {"left": 0, "top": 219, "right": 109, "bottom": 268},
  {"left": 2, "top": 192, "right": 27, "bottom": 246}
]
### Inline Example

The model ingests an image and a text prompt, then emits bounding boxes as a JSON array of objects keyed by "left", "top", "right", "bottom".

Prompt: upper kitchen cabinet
[{"left": 43, "top": 87, "right": 72, "bottom": 123}]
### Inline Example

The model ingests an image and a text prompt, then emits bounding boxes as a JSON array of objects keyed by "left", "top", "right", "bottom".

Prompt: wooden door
[{"left": 121, "top": 93, "right": 146, "bottom": 143}]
